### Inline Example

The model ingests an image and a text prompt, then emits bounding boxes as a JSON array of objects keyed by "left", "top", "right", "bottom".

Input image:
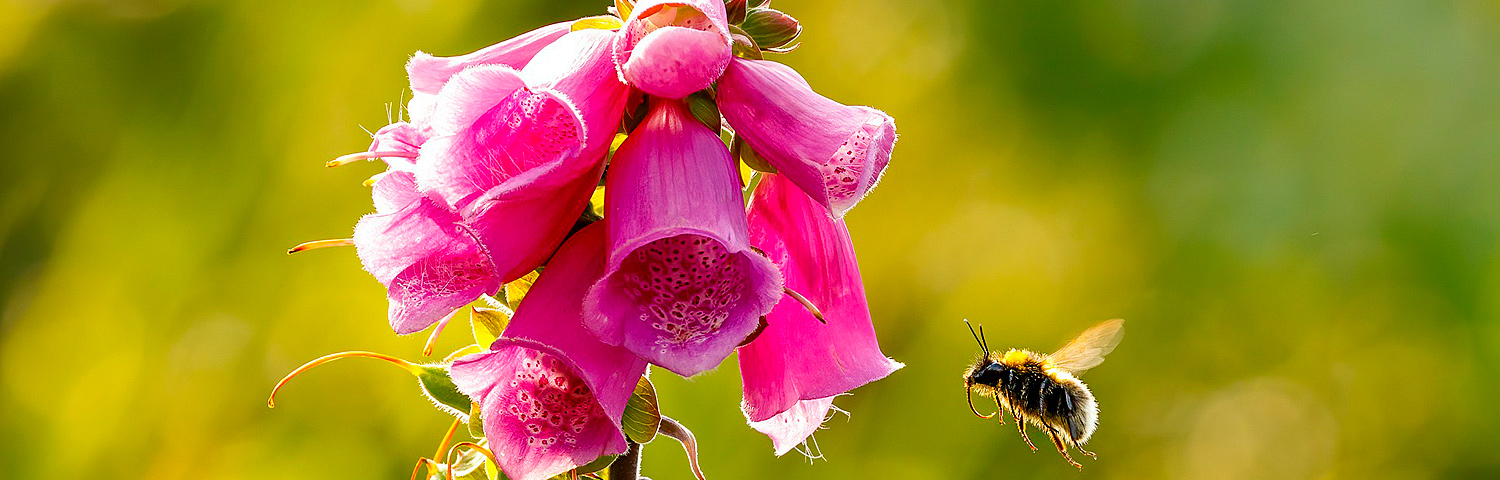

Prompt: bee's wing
[{"left": 1048, "top": 319, "right": 1124, "bottom": 376}]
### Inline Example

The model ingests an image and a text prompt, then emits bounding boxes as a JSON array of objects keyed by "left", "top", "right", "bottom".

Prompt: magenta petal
[
  {"left": 738, "top": 173, "right": 902, "bottom": 421},
  {"left": 352, "top": 197, "right": 500, "bottom": 334},
  {"left": 407, "top": 22, "right": 570, "bottom": 95},
  {"left": 747, "top": 397, "right": 835, "bottom": 457},
  {"left": 718, "top": 58, "right": 898, "bottom": 218},
  {"left": 497, "top": 224, "right": 647, "bottom": 421},
  {"left": 415, "top": 36, "right": 624, "bottom": 283},
  {"left": 451, "top": 225, "right": 646, "bottom": 480},
  {"left": 585, "top": 100, "right": 782, "bottom": 377},
  {"left": 614, "top": 0, "right": 731, "bottom": 98},
  {"left": 459, "top": 159, "right": 602, "bottom": 286},
  {"left": 414, "top": 63, "right": 600, "bottom": 283},
  {"left": 417, "top": 79, "right": 585, "bottom": 210},
  {"left": 522, "top": 29, "right": 631, "bottom": 159}
]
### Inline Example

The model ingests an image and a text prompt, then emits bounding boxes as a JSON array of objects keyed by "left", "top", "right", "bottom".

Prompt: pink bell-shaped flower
[
  {"left": 614, "top": 0, "right": 732, "bottom": 98},
  {"left": 451, "top": 224, "right": 647, "bottom": 480},
  {"left": 416, "top": 30, "right": 626, "bottom": 284},
  {"left": 585, "top": 99, "right": 782, "bottom": 377},
  {"left": 738, "top": 173, "right": 902, "bottom": 424},
  {"left": 718, "top": 58, "right": 897, "bottom": 218}
]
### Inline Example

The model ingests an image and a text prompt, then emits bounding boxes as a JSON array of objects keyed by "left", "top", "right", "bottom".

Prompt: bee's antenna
[
  {"left": 980, "top": 325, "right": 990, "bottom": 354},
  {"left": 964, "top": 319, "right": 989, "bottom": 357}
]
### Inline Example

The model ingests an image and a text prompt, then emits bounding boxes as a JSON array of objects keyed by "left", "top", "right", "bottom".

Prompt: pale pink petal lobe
[{"left": 747, "top": 397, "right": 836, "bottom": 457}]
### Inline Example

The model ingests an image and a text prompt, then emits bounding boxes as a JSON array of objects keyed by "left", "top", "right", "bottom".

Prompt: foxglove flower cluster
[{"left": 284, "top": 1, "right": 901, "bottom": 479}]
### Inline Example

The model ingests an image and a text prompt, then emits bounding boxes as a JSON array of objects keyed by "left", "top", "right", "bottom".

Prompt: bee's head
[{"left": 967, "top": 358, "right": 1005, "bottom": 387}]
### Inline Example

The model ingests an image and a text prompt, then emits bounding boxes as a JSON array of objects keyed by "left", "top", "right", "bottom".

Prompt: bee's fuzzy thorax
[{"left": 999, "top": 349, "right": 1037, "bottom": 366}]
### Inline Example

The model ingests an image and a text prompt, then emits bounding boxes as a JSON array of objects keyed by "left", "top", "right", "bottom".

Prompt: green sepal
[
  {"left": 417, "top": 365, "right": 473, "bottom": 416},
  {"left": 741, "top": 8, "right": 801, "bottom": 49},
  {"left": 733, "top": 137, "right": 777, "bottom": 173},
  {"left": 451, "top": 446, "right": 490, "bottom": 479},
  {"left": 622, "top": 96, "right": 650, "bottom": 132},
  {"left": 725, "top": 0, "right": 748, "bottom": 24},
  {"left": 621, "top": 375, "right": 661, "bottom": 443},
  {"left": 686, "top": 91, "right": 721, "bottom": 132},
  {"left": 728, "top": 25, "right": 764, "bottom": 60},
  {"left": 575, "top": 454, "right": 617, "bottom": 476}
]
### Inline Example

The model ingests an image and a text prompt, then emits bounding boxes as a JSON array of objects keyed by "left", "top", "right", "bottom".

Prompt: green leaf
[
  {"left": 620, "top": 375, "right": 661, "bottom": 443},
  {"left": 741, "top": 8, "right": 801, "bottom": 49},
  {"left": 418, "top": 365, "right": 473, "bottom": 416},
  {"left": 470, "top": 305, "right": 512, "bottom": 347},
  {"left": 686, "top": 91, "right": 721, "bottom": 132},
  {"left": 733, "top": 137, "right": 777, "bottom": 173},
  {"left": 572, "top": 15, "right": 623, "bottom": 31}
]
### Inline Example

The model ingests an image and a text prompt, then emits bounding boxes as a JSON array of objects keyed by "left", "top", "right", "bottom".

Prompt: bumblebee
[{"left": 963, "top": 319, "right": 1124, "bottom": 468}]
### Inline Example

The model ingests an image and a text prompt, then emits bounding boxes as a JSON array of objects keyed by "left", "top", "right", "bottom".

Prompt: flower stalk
[
  {"left": 608, "top": 441, "right": 643, "bottom": 480},
  {"left": 267, "top": 351, "right": 422, "bottom": 408}
]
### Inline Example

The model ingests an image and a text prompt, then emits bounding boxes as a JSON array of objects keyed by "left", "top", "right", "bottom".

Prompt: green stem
[{"left": 608, "top": 441, "right": 642, "bottom": 480}]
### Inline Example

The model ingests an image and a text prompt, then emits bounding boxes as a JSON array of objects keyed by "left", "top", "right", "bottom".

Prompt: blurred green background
[{"left": 2, "top": 0, "right": 1499, "bottom": 478}]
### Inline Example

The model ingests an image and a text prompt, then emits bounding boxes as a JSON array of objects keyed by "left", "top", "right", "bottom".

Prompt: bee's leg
[
  {"left": 992, "top": 396, "right": 1005, "bottom": 425},
  {"left": 1014, "top": 412, "right": 1038, "bottom": 451},
  {"left": 1075, "top": 443, "right": 1098, "bottom": 460},
  {"left": 1045, "top": 427, "right": 1082, "bottom": 469},
  {"left": 966, "top": 382, "right": 996, "bottom": 420}
]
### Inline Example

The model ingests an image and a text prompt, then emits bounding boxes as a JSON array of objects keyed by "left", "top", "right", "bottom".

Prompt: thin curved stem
[
  {"left": 267, "top": 351, "right": 421, "bottom": 407},
  {"left": 433, "top": 417, "right": 463, "bottom": 462}
]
